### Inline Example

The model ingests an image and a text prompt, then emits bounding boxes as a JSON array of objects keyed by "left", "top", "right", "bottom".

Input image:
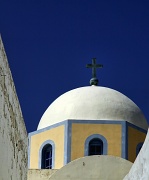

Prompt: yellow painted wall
[
  {"left": 128, "top": 126, "right": 146, "bottom": 162},
  {"left": 29, "top": 125, "right": 64, "bottom": 169},
  {"left": 71, "top": 124, "right": 122, "bottom": 161}
]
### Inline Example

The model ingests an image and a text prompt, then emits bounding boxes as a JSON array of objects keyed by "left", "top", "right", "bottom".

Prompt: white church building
[{"left": 0, "top": 36, "right": 149, "bottom": 180}]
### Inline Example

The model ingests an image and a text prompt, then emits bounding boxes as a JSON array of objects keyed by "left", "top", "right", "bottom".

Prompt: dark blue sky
[{"left": 0, "top": 1, "right": 149, "bottom": 133}]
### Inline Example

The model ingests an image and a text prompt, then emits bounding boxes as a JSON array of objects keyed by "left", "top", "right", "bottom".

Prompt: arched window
[
  {"left": 84, "top": 134, "right": 108, "bottom": 156},
  {"left": 136, "top": 142, "right": 143, "bottom": 157},
  {"left": 89, "top": 138, "right": 103, "bottom": 155},
  {"left": 39, "top": 140, "right": 55, "bottom": 169},
  {"left": 41, "top": 144, "right": 52, "bottom": 169}
]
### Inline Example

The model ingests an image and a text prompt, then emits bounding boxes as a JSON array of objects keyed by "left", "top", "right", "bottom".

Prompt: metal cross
[{"left": 86, "top": 58, "right": 103, "bottom": 78}]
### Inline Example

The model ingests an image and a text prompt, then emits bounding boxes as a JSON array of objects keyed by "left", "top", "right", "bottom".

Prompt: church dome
[{"left": 37, "top": 86, "right": 148, "bottom": 130}]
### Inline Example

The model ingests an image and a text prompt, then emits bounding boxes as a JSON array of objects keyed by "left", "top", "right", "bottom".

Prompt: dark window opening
[
  {"left": 136, "top": 143, "right": 143, "bottom": 157},
  {"left": 89, "top": 138, "right": 103, "bottom": 155},
  {"left": 41, "top": 144, "right": 52, "bottom": 169},
  {"left": 138, "top": 146, "right": 142, "bottom": 153}
]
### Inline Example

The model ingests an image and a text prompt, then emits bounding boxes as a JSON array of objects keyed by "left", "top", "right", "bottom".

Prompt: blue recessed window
[
  {"left": 89, "top": 138, "right": 103, "bottom": 155},
  {"left": 42, "top": 144, "right": 52, "bottom": 169},
  {"left": 84, "top": 134, "right": 107, "bottom": 156},
  {"left": 136, "top": 142, "right": 143, "bottom": 157}
]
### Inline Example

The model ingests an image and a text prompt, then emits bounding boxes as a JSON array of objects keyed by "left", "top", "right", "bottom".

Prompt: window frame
[
  {"left": 39, "top": 140, "right": 55, "bottom": 169},
  {"left": 84, "top": 134, "right": 108, "bottom": 156},
  {"left": 42, "top": 144, "right": 53, "bottom": 169}
]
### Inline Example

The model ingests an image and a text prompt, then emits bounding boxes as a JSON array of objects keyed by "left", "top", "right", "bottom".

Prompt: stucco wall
[
  {"left": 71, "top": 123, "right": 122, "bottom": 161},
  {"left": 29, "top": 125, "right": 64, "bottom": 169},
  {"left": 28, "top": 169, "right": 57, "bottom": 180},
  {"left": 0, "top": 36, "right": 27, "bottom": 180},
  {"left": 127, "top": 126, "right": 146, "bottom": 162},
  {"left": 124, "top": 128, "right": 149, "bottom": 180}
]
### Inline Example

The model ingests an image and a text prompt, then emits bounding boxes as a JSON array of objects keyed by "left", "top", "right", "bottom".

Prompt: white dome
[{"left": 37, "top": 86, "right": 148, "bottom": 130}]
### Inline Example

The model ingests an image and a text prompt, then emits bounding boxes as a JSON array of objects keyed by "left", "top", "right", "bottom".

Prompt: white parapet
[{"left": 124, "top": 128, "right": 149, "bottom": 180}]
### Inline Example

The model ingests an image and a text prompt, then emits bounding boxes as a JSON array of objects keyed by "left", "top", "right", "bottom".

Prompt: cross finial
[{"left": 86, "top": 58, "right": 103, "bottom": 86}]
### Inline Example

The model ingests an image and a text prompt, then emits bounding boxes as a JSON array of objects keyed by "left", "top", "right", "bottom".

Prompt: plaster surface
[
  {"left": 38, "top": 86, "right": 148, "bottom": 130},
  {"left": 124, "top": 128, "right": 149, "bottom": 180},
  {"left": 0, "top": 36, "right": 28, "bottom": 180},
  {"left": 28, "top": 169, "right": 57, "bottom": 180},
  {"left": 29, "top": 125, "right": 64, "bottom": 169},
  {"left": 49, "top": 155, "right": 132, "bottom": 180}
]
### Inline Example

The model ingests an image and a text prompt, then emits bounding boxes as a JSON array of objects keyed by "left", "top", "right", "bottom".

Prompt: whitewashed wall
[
  {"left": 0, "top": 36, "right": 27, "bottom": 180},
  {"left": 28, "top": 169, "right": 57, "bottom": 180}
]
